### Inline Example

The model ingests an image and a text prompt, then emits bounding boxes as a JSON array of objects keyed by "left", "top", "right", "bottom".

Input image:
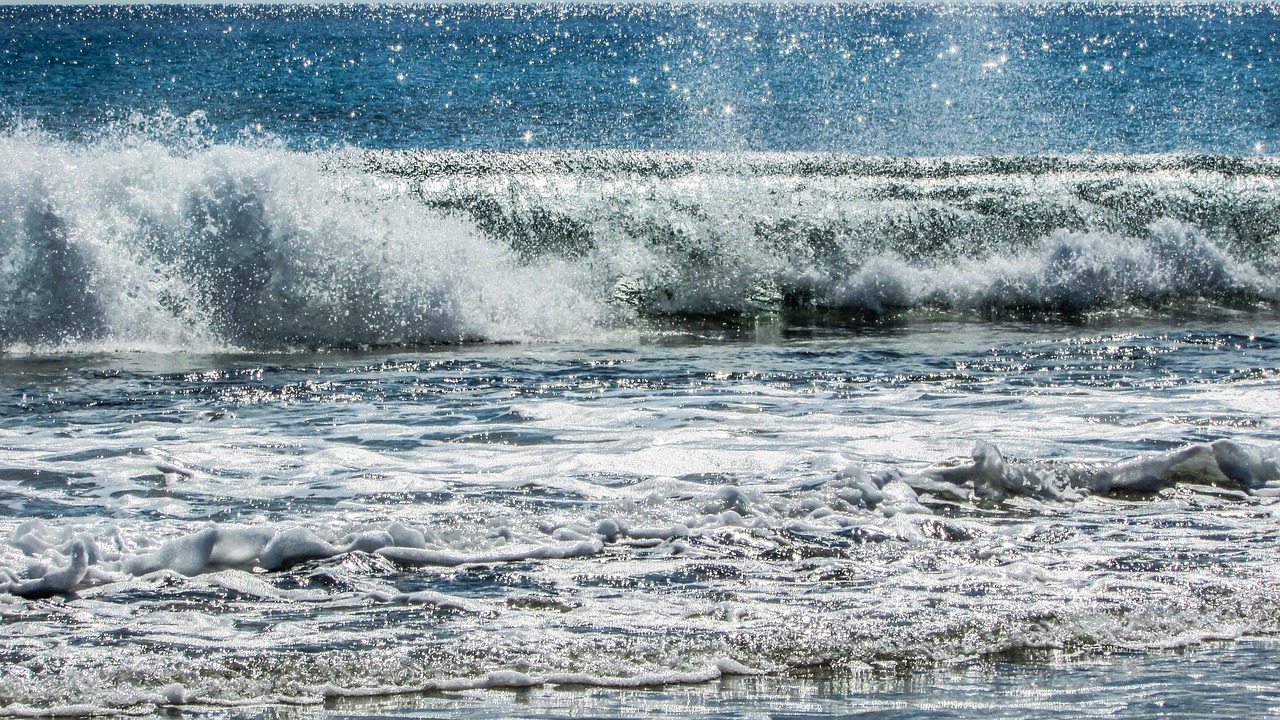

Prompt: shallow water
[
  {"left": 2, "top": 320, "right": 1279, "bottom": 714},
  {"left": 319, "top": 639, "right": 1280, "bottom": 719}
]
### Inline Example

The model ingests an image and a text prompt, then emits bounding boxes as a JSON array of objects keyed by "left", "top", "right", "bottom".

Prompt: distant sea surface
[{"left": 2, "top": 4, "right": 1279, "bottom": 718}]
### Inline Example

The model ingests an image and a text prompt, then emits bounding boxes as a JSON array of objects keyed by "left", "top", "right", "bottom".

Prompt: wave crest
[
  {"left": 378, "top": 149, "right": 1280, "bottom": 321},
  {"left": 4, "top": 137, "right": 1280, "bottom": 353},
  {"left": 0, "top": 132, "right": 604, "bottom": 352}
]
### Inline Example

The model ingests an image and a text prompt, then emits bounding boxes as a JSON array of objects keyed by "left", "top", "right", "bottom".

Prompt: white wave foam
[
  {"left": 1, "top": 440, "right": 1278, "bottom": 713},
  {"left": 302, "top": 658, "right": 764, "bottom": 701},
  {"left": 831, "top": 220, "right": 1278, "bottom": 315},
  {"left": 3, "top": 441, "right": 1274, "bottom": 600},
  {"left": 384, "top": 149, "right": 1280, "bottom": 319},
  {"left": 0, "top": 129, "right": 607, "bottom": 353},
  {"left": 4, "top": 128, "right": 1280, "bottom": 350},
  {"left": 907, "top": 439, "right": 1280, "bottom": 504}
]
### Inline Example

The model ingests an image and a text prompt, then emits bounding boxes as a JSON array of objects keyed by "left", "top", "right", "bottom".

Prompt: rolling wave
[
  {"left": 3, "top": 130, "right": 1279, "bottom": 353},
  {"left": 0, "top": 131, "right": 603, "bottom": 352},
  {"left": 369, "top": 149, "right": 1280, "bottom": 317}
]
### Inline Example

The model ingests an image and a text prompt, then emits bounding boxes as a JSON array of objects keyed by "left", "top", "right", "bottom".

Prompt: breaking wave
[
  {"left": 372, "top": 149, "right": 1280, "bottom": 319},
  {"left": 3, "top": 128, "right": 1280, "bottom": 353},
  {"left": 0, "top": 130, "right": 604, "bottom": 353}
]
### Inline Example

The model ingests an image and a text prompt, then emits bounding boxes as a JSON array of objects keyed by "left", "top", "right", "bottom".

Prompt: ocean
[{"left": 2, "top": 2, "right": 1279, "bottom": 717}]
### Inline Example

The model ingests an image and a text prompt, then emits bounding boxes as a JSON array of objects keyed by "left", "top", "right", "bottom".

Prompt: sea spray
[
  {"left": 5, "top": 135, "right": 1280, "bottom": 354},
  {"left": 0, "top": 131, "right": 605, "bottom": 353}
]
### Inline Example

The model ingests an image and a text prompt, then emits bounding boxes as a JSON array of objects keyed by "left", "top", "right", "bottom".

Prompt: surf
[{"left": 5, "top": 127, "right": 1279, "bottom": 354}]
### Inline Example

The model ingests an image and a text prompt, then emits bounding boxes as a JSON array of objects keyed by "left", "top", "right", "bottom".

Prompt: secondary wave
[{"left": 370, "top": 149, "right": 1280, "bottom": 319}]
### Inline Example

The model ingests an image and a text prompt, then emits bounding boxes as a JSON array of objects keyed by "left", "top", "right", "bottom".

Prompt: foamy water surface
[{"left": 3, "top": 320, "right": 1279, "bottom": 714}]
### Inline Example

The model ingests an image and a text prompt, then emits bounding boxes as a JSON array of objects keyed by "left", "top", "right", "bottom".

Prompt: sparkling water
[{"left": 1, "top": 3, "right": 1279, "bottom": 717}]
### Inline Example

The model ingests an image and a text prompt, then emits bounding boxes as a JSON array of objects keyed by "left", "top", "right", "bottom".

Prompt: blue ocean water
[
  {"left": 1, "top": 3, "right": 1280, "bottom": 718},
  {"left": 3, "top": 2, "right": 1280, "bottom": 153}
]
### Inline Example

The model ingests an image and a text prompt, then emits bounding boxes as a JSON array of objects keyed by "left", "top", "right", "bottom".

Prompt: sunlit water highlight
[{"left": 2, "top": 2, "right": 1280, "bottom": 718}]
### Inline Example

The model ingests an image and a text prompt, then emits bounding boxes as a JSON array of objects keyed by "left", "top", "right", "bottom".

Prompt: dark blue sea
[{"left": 2, "top": 3, "right": 1280, "bottom": 717}]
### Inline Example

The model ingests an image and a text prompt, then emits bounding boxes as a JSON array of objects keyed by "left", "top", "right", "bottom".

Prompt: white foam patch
[
  {"left": 910, "top": 439, "right": 1280, "bottom": 503},
  {"left": 3, "top": 440, "right": 1275, "bottom": 599},
  {"left": 300, "top": 658, "right": 765, "bottom": 701}
]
